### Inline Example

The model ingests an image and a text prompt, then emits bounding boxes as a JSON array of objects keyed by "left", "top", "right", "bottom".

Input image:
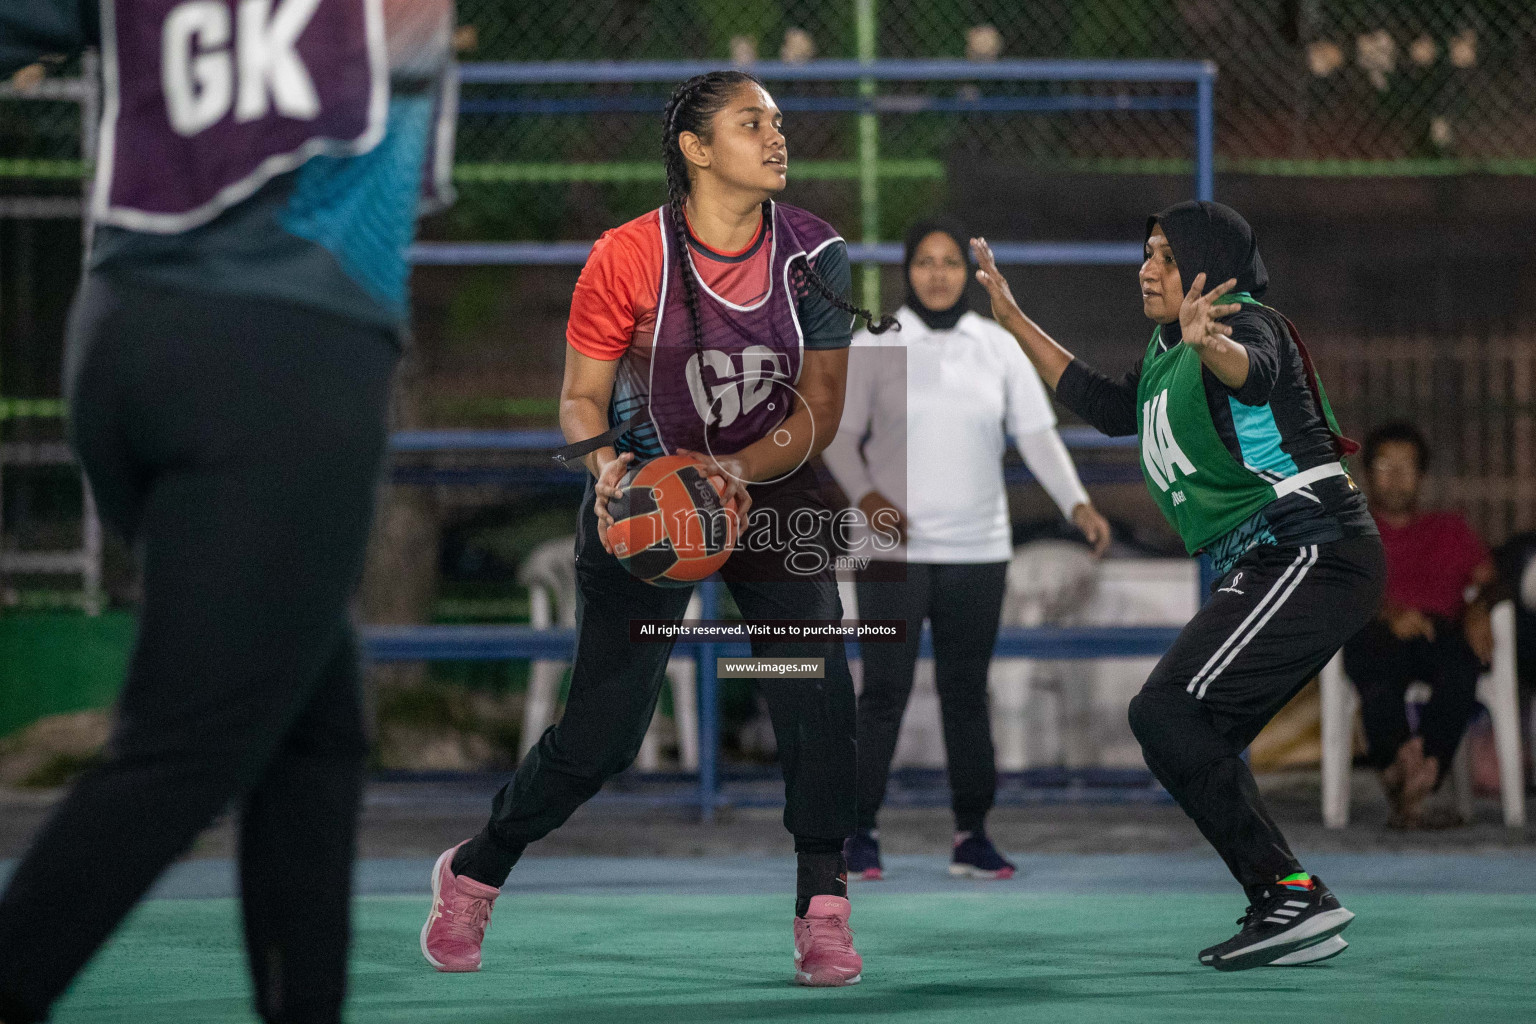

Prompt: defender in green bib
[
  {"left": 1135, "top": 289, "right": 1355, "bottom": 558},
  {"left": 972, "top": 201, "right": 1384, "bottom": 971}
]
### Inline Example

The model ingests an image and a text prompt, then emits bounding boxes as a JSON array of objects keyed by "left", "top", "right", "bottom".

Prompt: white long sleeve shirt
[{"left": 822, "top": 305, "right": 1090, "bottom": 564}]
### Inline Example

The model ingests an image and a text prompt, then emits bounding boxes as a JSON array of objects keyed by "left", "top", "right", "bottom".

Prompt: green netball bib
[{"left": 1134, "top": 294, "right": 1349, "bottom": 554}]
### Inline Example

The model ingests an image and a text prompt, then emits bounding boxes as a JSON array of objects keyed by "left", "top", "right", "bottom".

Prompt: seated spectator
[{"left": 1344, "top": 423, "right": 1497, "bottom": 827}]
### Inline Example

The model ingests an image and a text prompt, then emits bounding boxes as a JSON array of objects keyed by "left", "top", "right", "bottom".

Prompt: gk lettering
[
  {"left": 162, "top": 0, "right": 322, "bottom": 137},
  {"left": 1141, "top": 388, "right": 1197, "bottom": 492}
]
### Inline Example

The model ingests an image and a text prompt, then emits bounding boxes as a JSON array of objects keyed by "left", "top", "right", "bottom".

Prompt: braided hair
[{"left": 660, "top": 73, "right": 897, "bottom": 426}]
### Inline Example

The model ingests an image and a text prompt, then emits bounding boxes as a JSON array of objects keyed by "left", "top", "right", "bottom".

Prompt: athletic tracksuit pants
[
  {"left": 454, "top": 465, "right": 857, "bottom": 887},
  {"left": 1128, "top": 536, "right": 1384, "bottom": 891},
  {"left": 0, "top": 275, "right": 397, "bottom": 1024},
  {"left": 853, "top": 561, "right": 1009, "bottom": 833}
]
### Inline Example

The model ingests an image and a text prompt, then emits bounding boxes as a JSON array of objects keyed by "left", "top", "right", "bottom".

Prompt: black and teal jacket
[{"left": 1056, "top": 201, "right": 1376, "bottom": 572}]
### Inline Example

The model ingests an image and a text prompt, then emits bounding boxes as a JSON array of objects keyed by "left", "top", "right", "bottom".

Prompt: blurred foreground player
[
  {"left": 971, "top": 202, "right": 1384, "bottom": 970},
  {"left": 0, "top": 3, "right": 456, "bottom": 1022}
]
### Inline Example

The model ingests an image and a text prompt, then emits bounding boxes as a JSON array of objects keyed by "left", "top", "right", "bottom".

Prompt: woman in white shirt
[{"left": 822, "top": 216, "right": 1111, "bottom": 880}]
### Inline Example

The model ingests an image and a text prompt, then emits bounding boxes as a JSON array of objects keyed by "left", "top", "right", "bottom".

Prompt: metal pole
[
  {"left": 1196, "top": 62, "right": 1215, "bottom": 201},
  {"left": 855, "top": 0, "right": 880, "bottom": 312},
  {"left": 79, "top": 51, "right": 104, "bottom": 612},
  {"left": 696, "top": 577, "right": 720, "bottom": 822}
]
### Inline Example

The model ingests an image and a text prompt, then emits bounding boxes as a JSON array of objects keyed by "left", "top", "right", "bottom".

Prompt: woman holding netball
[
  {"left": 971, "top": 202, "right": 1384, "bottom": 970},
  {"left": 422, "top": 71, "right": 892, "bottom": 986}
]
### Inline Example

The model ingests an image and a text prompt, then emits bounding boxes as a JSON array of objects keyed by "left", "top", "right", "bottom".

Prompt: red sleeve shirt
[
  {"left": 565, "top": 211, "right": 664, "bottom": 361},
  {"left": 565, "top": 208, "right": 774, "bottom": 361},
  {"left": 1375, "top": 510, "right": 1489, "bottom": 620}
]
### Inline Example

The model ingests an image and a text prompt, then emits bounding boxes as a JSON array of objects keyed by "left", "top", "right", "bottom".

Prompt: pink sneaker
[
  {"left": 421, "top": 841, "right": 500, "bottom": 972},
  {"left": 793, "top": 895, "right": 863, "bottom": 987}
]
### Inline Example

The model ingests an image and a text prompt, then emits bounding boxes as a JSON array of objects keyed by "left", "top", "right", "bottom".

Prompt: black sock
[
  {"left": 794, "top": 851, "right": 848, "bottom": 917},
  {"left": 954, "top": 811, "right": 986, "bottom": 834},
  {"left": 450, "top": 828, "right": 527, "bottom": 889}
]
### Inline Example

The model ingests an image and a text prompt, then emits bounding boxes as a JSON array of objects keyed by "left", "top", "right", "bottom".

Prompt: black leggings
[
  {"left": 0, "top": 274, "right": 397, "bottom": 1024},
  {"left": 454, "top": 466, "right": 857, "bottom": 887},
  {"left": 853, "top": 561, "right": 1008, "bottom": 833},
  {"left": 1127, "top": 536, "right": 1384, "bottom": 892}
]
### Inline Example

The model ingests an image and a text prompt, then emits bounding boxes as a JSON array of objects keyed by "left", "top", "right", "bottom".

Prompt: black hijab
[
  {"left": 1146, "top": 200, "right": 1268, "bottom": 299},
  {"left": 903, "top": 215, "right": 971, "bottom": 331}
]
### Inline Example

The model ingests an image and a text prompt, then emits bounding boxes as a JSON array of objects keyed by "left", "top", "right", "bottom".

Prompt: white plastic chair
[
  {"left": 1320, "top": 600, "right": 1525, "bottom": 828},
  {"left": 519, "top": 536, "right": 699, "bottom": 771}
]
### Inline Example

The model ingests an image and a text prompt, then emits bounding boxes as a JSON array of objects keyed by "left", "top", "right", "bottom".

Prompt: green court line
[{"left": 53, "top": 892, "right": 1536, "bottom": 1024}]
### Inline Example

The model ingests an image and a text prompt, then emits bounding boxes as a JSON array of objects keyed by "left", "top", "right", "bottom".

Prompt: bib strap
[
  {"left": 1271, "top": 461, "right": 1347, "bottom": 498},
  {"left": 551, "top": 409, "right": 647, "bottom": 467}
]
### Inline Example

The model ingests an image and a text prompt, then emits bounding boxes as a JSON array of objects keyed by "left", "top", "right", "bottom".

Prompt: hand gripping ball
[{"left": 605, "top": 455, "right": 739, "bottom": 586}]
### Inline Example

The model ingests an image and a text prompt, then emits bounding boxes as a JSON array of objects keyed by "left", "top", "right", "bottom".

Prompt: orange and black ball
[{"left": 606, "top": 455, "right": 739, "bottom": 586}]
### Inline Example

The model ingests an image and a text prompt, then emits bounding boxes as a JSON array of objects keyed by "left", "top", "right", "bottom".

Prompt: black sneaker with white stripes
[
  {"left": 1267, "top": 934, "right": 1348, "bottom": 966},
  {"left": 1199, "top": 876, "right": 1354, "bottom": 971}
]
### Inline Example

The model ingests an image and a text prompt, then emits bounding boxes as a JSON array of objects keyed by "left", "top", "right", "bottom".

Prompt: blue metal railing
[
  {"left": 386, "top": 425, "right": 1137, "bottom": 453},
  {"left": 416, "top": 58, "right": 1216, "bottom": 270},
  {"left": 362, "top": 614, "right": 1184, "bottom": 820},
  {"left": 457, "top": 58, "right": 1217, "bottom": 85}
]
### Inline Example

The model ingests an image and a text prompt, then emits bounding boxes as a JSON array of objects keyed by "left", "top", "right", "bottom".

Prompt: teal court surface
[{"left": 7, "top": 851, "right": 1533, "bottom": 1024}]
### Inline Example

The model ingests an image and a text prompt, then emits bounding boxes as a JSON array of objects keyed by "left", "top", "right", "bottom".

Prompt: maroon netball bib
[
  {"left": 92, "top": 0, "right": 388, "bottom": 232},
  {"left": 638, "top": 202, "right": 844, "bottom": 457}
]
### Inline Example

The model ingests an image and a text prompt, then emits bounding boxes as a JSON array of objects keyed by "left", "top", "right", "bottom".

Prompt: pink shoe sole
[
  {"left": 794, "top": 960, "right": 863, "bottom": 987},
  {"left": 421, "top": 846, "right": 479, "bottom": 973},
  {"left": 948, "top": 864, "right": 1015, "bottom": 880},
  {"left": 852, "top": 868, "right": 883, "bottom": 882}
]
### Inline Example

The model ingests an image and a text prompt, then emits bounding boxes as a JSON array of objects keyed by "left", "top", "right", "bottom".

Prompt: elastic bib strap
[
  {"left": 1270, "top": 461, "right": 1346, "bottom": 498},
  {"left": 551, "top": 409, "right": 647, "bottom": 467}
]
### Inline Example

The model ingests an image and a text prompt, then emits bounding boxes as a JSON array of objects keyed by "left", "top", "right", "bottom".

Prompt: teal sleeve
[
  {"left": 799, "top": 240, "right": 854, "bottom": 351},
  {"left": 0, "top": 0, "right": 96, "bottom": 77}
]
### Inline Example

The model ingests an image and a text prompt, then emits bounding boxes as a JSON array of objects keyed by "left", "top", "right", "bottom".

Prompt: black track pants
[
  {"left": 1127, "top": 536, "right": 1384, "bottom": 891},
  {"left": 455, "top": 466, "right": 857, "bottom": 887},
  {"left": 853, "top": 560, "right": 1008, "bottom": 833}
]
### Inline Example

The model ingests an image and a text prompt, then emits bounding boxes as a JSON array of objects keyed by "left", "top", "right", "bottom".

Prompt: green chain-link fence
[
  {"left": 446, "top": 0, "right": 1536, "bottom": 170},
  {"left": 4, "top": 2, "right": 1535, "bottom": 184}
]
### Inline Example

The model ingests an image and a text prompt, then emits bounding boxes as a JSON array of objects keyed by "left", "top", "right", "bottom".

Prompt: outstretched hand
[
  {"left": 1178, "top": 272, "right": 1242, "bottom": 353},
  {"left": 970, "top": 237, "right": 1027, "bottom": 337}
]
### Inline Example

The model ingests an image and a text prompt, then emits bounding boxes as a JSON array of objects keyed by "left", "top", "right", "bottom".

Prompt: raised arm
[
  {"left": 970, "top": 237, "right": 1074, "bottom": 388},
  {"left": 972, "top": 237, "right": 1141, "bottom": 437}
]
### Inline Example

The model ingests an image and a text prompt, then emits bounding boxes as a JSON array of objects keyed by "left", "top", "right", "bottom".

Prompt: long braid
[
  {"left": 792, "top": 254, "right": 899, "bottom": 334},
  {"left": 662, "top": 73, "right": 746, "bottom": 438}
]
